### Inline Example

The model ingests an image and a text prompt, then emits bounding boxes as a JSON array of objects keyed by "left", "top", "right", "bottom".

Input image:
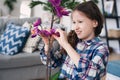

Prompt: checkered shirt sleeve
[{"left": 40, "top": 46, "right": 66, "bottom": 68}]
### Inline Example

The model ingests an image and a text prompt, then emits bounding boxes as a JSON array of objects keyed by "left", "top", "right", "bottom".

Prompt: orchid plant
[
  {"left": 30, "top": 0, "right": 99, "bottom": 38},
  {"left": 30, "top": 0, "right": 79, "bottom": 37},
  {"left": 30, "top": 1, "right": 73, "bottom": 79},
  {"left": 31, "top": 0, "right": 69, "bottom": 37}
]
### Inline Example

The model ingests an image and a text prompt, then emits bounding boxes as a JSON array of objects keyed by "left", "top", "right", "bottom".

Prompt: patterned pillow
[
  {"left": 0, "top": 23, "right": 30, "bottom": 55},
  {"left": 22, "top": 21, "right": 41, "bottom": 53}
]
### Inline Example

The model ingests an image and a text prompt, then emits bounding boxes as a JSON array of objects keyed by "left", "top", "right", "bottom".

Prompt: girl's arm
[
  {"left": 53, "top": 29, "right": 80, "bottom": 67},
  {"left": 40, "top": 40, "right": 66, "bottom": 68}
]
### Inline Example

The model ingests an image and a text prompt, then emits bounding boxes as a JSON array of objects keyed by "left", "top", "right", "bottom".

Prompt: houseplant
[
  {"left": 30, "top": 0, "right": 79, "bottom": 80},
  {"left": 4, "top": 0, "right": 17, "bottom": 14},
  {"left": 30, "top": 0, "right": 79, "bottom": 23}
]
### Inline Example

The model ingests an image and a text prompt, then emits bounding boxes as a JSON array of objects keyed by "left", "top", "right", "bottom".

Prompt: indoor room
[{"left": 0, "top": 0, "right": 120, "bottom": 80}]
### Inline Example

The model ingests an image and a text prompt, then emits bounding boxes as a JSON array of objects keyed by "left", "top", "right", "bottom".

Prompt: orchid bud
[{"left": 33, "top": 18, "right": 41, "bottom": 27}]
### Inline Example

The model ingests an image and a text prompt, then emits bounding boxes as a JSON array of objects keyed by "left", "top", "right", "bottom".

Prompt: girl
[{"left": 40, "top": 1, "right": 109, "bottom": 80}]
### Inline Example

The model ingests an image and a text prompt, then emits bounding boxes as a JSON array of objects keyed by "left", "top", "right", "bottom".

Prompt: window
[{"left": 20, "top": 0, "right": 31, "bottom": 18}]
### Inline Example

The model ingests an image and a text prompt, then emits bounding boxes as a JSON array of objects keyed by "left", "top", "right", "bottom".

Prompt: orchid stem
[
  {"left": 46, "top": 13, "right": 54, "bottom": 80},
  {"left": 46, "top": 38, "right": 51, "bottom": 80},
  {"left": 40, "top": 25, "right": 43, "bottom": 30},
  {"left": 53, "top": 17, "right": 59, "bottom": 22},
  {"left": 50, "top": 14, "right": 54, "bottom": 29}
]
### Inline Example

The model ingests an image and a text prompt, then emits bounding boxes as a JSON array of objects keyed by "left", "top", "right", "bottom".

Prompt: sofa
[
  {"left": 0, "top": 17, "right": 59, "bottom": 80},
  {"left": 106, "top": 60, "right": 120, "bottom": 80}
]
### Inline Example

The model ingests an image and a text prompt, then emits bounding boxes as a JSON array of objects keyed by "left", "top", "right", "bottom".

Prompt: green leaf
[
  {"left": 61, "top": 0, "right": 79, "bottom": 10},
  {"left": 43, "top": 2, "right": 53, "bottom": 13},
  {"left": 43, "top": 6, "right": 52, "bottom": 12},
  {"left": 91, "top": 0, "right": 99, "bottom": 4},
  {"left": 50, "top": 72, "right": 60, "bottom": 80},
  {"left": 29, "top": 1, "right": 47, "bottom": 8}
]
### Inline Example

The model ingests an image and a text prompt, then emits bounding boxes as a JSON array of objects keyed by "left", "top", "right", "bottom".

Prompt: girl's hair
[{"left": 60, "top": 1, "right": 104, "bottom": 54}]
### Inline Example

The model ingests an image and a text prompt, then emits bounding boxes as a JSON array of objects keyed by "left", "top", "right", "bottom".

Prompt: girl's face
[{"left": 72, "top": 10, "right": 98, "bottom": 41}]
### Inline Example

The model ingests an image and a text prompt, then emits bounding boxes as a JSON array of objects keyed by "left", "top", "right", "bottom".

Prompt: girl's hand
[
  {"left": 39, "top": 29, "right": 54, "bottom": 45},
  {"left": 40, "top": 29, "right": 54, "bottom": 54},
  {"left": 53, "top": 29, "right": 69, "bottom": 48}
]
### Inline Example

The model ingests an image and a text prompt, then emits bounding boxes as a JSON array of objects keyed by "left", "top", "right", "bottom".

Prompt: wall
[{"left": 0, "top": 0, "right": 27, "bottom": 17}]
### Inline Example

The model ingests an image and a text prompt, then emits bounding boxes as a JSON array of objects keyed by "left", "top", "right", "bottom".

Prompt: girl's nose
[{"left": 74, "top": 23, "right": 79, "bottom": 30}]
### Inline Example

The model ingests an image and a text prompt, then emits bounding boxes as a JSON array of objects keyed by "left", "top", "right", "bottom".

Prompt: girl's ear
[{"left": 93, "top": 20, "right": 98, "bottom": 28}]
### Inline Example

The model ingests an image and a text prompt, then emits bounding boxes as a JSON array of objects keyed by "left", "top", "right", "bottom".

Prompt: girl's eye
[
  {"left": 72, "top": 21, "right": 76, "bottom": 24},
  {"left": 78, "top": 21, "right": 83, "bottom": 23}
]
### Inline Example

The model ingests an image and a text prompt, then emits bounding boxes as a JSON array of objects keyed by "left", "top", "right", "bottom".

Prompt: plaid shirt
[{"left": 40, "top": 37, "right": 109, "bottom": 80}]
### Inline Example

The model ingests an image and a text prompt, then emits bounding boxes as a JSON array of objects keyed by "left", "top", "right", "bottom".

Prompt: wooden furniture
[{"left": 101, "top": 0, "right": 120, "bottom": 50}]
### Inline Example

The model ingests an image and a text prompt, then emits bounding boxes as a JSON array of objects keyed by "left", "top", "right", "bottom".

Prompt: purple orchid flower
[
  {"left": 55, "top": 6, "right": 70, "bottom": 17},
  {"left": 31, "top": 27, "right": 40, "bottom": 38},
  {"left": 50, "top": 29, "right": 60, "bottom": 37},
  {"left": 31, "top": 34, "right": 36, "bottom": 38},
  {"left": 32, "top": 28, "right": 60, "bottom": 38},
  {"left": 33, "top": 18, "right": 41, "bottom": 27},
  {"left": 38, "top": 29, "right": 60, "bottom": 37},
  {"left": 48, "top": 0, "right": 69, "bottom": 18},
  {"left": 48, "top": 0, "right": 61, "bottom": 7},
  {"left": 39, "top": 30, "right": 51, "bottom": 37},
  {"left": 32, "top": 20, "right": 59, "bottom": 37}
]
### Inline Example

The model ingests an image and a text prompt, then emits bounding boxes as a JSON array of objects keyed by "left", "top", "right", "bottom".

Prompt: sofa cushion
[
  {"left": 22, "top": 21, "right": 41, "bottom": 53},
  {"left": 0, "top": 51, "right": 42, "bottom": 69},
  {"left": 23, "top": 35, "right": 41, "bottom": 53},
  {"left": 0, "top": 23, "right": 30, "bottom": 55}
]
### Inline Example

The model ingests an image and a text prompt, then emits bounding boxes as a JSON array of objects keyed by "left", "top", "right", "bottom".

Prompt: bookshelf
[{"left": 101, "top": 0, "right": 120, "bottom": 51}]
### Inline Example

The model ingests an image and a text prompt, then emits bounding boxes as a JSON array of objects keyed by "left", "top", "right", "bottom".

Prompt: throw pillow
[
  {"left": 22, "top": 21, "right": 31, "bottom": 29},
  {"left": 0, "top": 23, "right": 30, "bottom": 55},
  {"left": 22, "top": 21, "right": 41, "bottom": 53}
]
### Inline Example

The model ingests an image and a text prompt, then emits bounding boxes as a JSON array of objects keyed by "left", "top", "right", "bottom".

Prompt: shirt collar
[{"left": 79, "top": 37, "right": 101, "bottom": 46}]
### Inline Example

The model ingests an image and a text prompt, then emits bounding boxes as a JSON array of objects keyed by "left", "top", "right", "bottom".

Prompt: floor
[{"left": 109, "top": 52, "right": 120, "bottom": 61}]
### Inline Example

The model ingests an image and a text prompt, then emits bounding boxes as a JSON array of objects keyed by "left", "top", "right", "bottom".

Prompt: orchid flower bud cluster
[
  {"left": 48, "top": 0, "right": 70, "bottom": 18},
  {"left": 31, "top": 18, "right": 60, "bottom": 38}
]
